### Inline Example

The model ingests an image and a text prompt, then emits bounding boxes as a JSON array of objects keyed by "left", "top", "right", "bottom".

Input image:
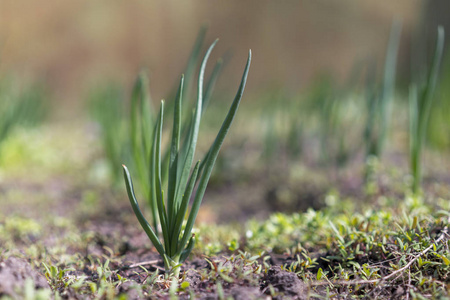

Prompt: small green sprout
[
  {"left": 88, "top": 84, "right": 128, "bottom": 185},
  {"left": 123, "top": 40, "right": 251, "bottom": 277},
  {"left": 364, "top": 20, "right": 401, "bottom": 160},
  {"left": 409, "top": 26, "right": 445, "bottom": 194}
]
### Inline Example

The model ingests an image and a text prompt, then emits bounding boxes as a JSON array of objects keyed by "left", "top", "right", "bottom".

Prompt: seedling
[
  {"left": 88, "top": 84, "right": 128, "bottom": 185},
  {"left": 409, "top": 26, "right": 445, "bottom": 194},
  {"left": 364, "top": 20, "right": 402, "bottom": 160},
  {"left": 123, "top": 40, "right": 251, "bottom": 277}
]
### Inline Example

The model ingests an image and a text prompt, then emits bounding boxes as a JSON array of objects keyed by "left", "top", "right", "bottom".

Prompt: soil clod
[{"left": 261, "top": 266, "right": 307, "bottom": 300}]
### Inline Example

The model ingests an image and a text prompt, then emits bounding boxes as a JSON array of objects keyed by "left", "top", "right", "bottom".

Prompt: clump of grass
[
  {"left": 123, "top": 40, "right": 251, "bottom": 277},
  {"left": 409, "top": 26, "right": 445, "bottom": 194}
]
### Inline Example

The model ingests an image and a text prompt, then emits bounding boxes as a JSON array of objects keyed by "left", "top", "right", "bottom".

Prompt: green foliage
[
  {"left": 0, "top": 78, "right": 48, "bottom": 150},
  {"left": 409, "top": 26, "right": 445, "bottom": 194},
  {"left": 42, "top": 262, "right": 75, "bottom": 291},
  {"left": 258, "top": 90, "right": 305, "bottom": 164},
  {"left": 0, "top": 216, "right": 41, "bottom": 242},
  {"left": 128, "top": 33, "right": 225, "bottom": 234},
  {"left": 88, "top": 26, "right": 225, "bottom": 192},
  {"left": 123, "top": 41, "right": 252, "bottom": 276},
  {"left": 428, "top": 49, "right": 450, "bottom": 149},
  {"left": 88, "top": 83, "right": 129, "bottom": 185},
  {"left": 242, "top": 197, "right": 450, "bottom": 298},
  {"left": 306, "top": 77, "right": 361, "bottom": 167},
  {"left": 364, "top": 20, "right": 402, "bottom": 159}
]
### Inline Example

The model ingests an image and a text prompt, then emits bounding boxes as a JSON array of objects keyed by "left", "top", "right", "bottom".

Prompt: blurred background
[
  {"left": 1, "top": 0, "right": 447, "bottom": 113},
  {"left": 0, "top": 0, "right": 450, "bottom": 224}
]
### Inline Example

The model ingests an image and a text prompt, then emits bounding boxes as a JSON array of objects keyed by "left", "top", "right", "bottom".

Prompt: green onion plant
[
  {"left": 88, "top": 83, "right": 129, "bottom": 185},
  {"left": 309, "top": 78, "right": 358, "bottom": 167},
  {"left": 364, "top": 20, "right": 402, "bottom": 160},
  {"left": 123, "top": 41, "right": 251, "bottom": 277},
  {"left": 409, "top": 26, "right": 445, "bottom": 194},
  {"left": 128, "top": 35, "right": 224, "bottom": 234},
  {"left": 87, "top": 26, "right": 224, "bottom": 190}
]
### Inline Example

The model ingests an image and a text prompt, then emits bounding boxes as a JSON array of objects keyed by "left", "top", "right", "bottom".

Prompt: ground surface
[{"left": 1, "top": 123, "right": 450, "bottom": 299}]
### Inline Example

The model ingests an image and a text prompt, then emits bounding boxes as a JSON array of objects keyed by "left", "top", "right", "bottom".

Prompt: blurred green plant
[
  {"left": 260, "top": 91, "right": 284, "bottom": 161},
  {"left": 42, "top": 262, "right": 75, "bottom": 291},
  {"left": 259, "top": 90, "right": 304, "bottom": 164},
  {"left": 305, "top": 77, "right": 360, "bottom": 167},
  {"left": 286, "top": 109, "right": 304, "bottom": 160},
  {"left": 123, "top": 41, "right": 251, "bottom": 277},
  {"left": 88, "top": 83, "right": 129, "bottom": 185},
  {"left": 363, "top": 20, "right": 402, "bottom": 160},
  {"left": 428, "top": 48, "right": 450, "bottom": 149},
  {"left": 0, "top": 79, "right": 48, "bottom": 150},
  {"left": 409, "top": 26, "right": 445, "bottom": 194}
]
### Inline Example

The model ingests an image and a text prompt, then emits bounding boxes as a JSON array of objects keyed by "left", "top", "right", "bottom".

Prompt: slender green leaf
[
  {"left": 418, "top": 26, "right": 444, "bottom": 145},
  {"left": 182, "top": 25, "right": 208, "bottom": 97},
  {"left": 130, "top": 71, "right": 152, "bottom": 175},
  {"left": 409, "top": 27, "right": 444, "bottom": 194},
  {"left": 153, "top": 101, "right": 169, "bottom": 251},
  {"left": 167, "top": 76, "right": 184, "bottom": 227},
  {"left": 202, "top": 58, "right": 223, "bottom": 112},
  {"left": 180, "top": 235, "right": 196, "bottom": 263},
  {"left": 171, "top": 161, "right": 200, "bottom": 255},
  {"left": 174, "top": 40, "right": 218, "bottom": 207},
  {"left": 379, "top": 20, "right": 402, "bottom": 154},
  {"left": 122, "top": 165, "right": 164, "bottom": 256}
]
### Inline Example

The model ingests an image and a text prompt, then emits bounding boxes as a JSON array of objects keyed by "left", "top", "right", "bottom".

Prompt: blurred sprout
[
  {"left": 0, "top": 78, "right": 48, "bottom": 150},
  {"left": 87, "top": 83, "right": 129, "bottom": 185},
  {"left": 364, "top": 20, "right": 402, "bottom": 160},
  {"left": 409, "top": 27, "right": 445, "bottom": 195}
]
